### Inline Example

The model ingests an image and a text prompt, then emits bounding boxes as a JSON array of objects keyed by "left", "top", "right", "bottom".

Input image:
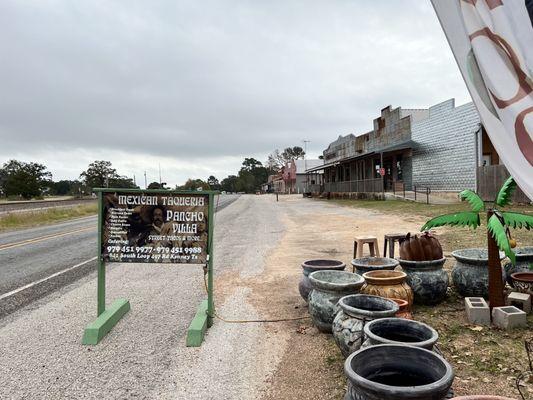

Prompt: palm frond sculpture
[{"left": 421, "top": 176, "right": 533, "bottom": 308}]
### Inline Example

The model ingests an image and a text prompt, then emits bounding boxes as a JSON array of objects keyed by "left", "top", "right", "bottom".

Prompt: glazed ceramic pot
[
  {"left": 351, "top": 257, "right": 398, "bottom": 275},
  {"left": 504, "top": 246, "right": 533, "bottom": 287},
  {"left": 361, "top": 317, "right": 438, "bottom": 351},
  {"left": 299, "top": 259, "right": 346, "bottom": 302},
  {"left": 510, "top": 272, "right": 533, "bottom": 296},
  {"left": 332, "top": 294, "right": 398, "bottom": 357},
  {"left": 391, "top": 298, "right": 412, "bottom": 319},
  {"left": 399, "top": 258, "right": 448, "bottom": 305},
  {"left": 451, "top": 249, "right": 505, "bottom": 298},
  {"left": 344, "top": 344, "right": 454, "bottom": 400},
  {"left": 360, "top": 270, "right": 414, "bottom": 307},
  {"left": 308, "top": 270, "right": 364, "bottom": 333}
]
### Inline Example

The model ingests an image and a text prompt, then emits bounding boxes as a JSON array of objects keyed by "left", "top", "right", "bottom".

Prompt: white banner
[{"left": 432, "top": 0, "right": 533, "bottom": 200}]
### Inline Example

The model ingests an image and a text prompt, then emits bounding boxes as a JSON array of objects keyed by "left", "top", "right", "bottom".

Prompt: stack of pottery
[
  {"left": 361, "top": 317, "right": 439, "bottom": 351},
  {"left": 451, "top": 248, "right": 505, "bottom": 298},
  {"left": 504, "top": 247, "right": 533, "bottom": 287},
  {"left": 299, "top": 259, "right": 346, "bottom": 302},
  {"left": 332, "top": 294, "right": 399, "bottom": 357},
  {"left": 308, "top": 270, "right": 364, "bottom": 333},
  {"left": 351, "top": 257, "right": 398, "bottom": 275},
  {"left": 344, "top": 344, "right": 454, "bottom": 400},
  {"left": 360, "top": 270, "right": 414, "bottom": 307}
]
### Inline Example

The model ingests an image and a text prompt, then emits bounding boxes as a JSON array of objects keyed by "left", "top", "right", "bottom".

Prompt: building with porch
[
  {"left": 282, "top": 159, "right": 323, "bottom": 194},
  {"left": 307, "top": 98, "right": 517, "bottom": 198}
]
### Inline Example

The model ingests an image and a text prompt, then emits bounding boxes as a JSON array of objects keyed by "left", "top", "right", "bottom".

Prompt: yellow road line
[{"left": 0, "top": 226, "right": 95, "bottom": 251}]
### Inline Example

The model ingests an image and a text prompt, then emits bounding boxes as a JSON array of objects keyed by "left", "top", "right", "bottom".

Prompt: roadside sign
[
  {"left": 102, "top": 191, "right": 209, "bottom": 264},
  {"left": 82, "top": 188, "right": 218, "bottom": 347}
]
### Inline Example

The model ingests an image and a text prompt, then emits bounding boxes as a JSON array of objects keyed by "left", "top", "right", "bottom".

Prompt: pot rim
[
  {"left": 309, "top": 270, "right": 364, "bottom": 292},
  {"left": 363, "top": 317, "right": 438, "bottom": 348},
  {"left": 301, "top": 259, "right": 346, "bottom": 272},
  {"left": 338, "top": 294, "right": 399, "bottom": 318},
  {"left": 452, "top": 248, "right": 505, "bottom": 264},
  {"left": 351, "top": 257, "right": 399, "bottom": 268},
  {"left": 511, "top": 272, "right": 533, "bottom": 283},
  {"left": 399, "top": 257, "right": 446, "bottom": 269},
  {"left": 362, "top": 270, "right": 407, "bottom": 285},
  {"left": 344, "top": 344, "right": 454, "bottom": 396}
]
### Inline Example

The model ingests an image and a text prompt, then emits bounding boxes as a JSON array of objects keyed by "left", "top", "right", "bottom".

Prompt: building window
[{"left": 396, "top": 155, "right": 403, "bottom": 181}]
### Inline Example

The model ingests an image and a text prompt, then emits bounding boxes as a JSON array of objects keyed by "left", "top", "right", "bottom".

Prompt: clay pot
[
  {"left": 344, "top": 344, "right": 454, "bottom": 400},
  {"left": 391, "top": 298, "right": 412, "bottom": 319},
  {"left": 510, "top": 272, "right": 533, "bottom": 296},
  {"left": 399, "top": 257, "right": 449, "bottom": 305},
  {"left": 299, "top": 259, "right": 346, "bottom": 302},
  {"left": 332, "top": 294, "right": 398, "bottom": 357},
  {"left": 308, "top": 270, "right": 364, "bottom": 333},
  {"left": 360, "top": 270, "right": 414, "bottom": 307},
  {"left": 351, "top": 257, "right": 398, "bottom": 275},
  {"left": 451, "top": 248, "right": 506, "bottom": 298},
  {"left": 504, "top": 246, "right": 533, "bottom": 287},
  {"left": 361, "top": 317, "right": 439, "bottom": 351},
  {"left": 450, "top": 397, "right": 516, "bottom": 399}
]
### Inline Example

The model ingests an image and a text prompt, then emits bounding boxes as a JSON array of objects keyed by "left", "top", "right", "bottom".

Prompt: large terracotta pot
[
  {"left": 332, "top": 294, "right": 398, "bottom": 357},
  {"left": 344, "top": 344, "right": 454, "bottom": 400},
  {"left": 504, "top": 246, "right": 533, "bottom": 287},
  {"left": 308, "top": 270, "right": 364, "bottom": 333},
  {"left": 451, "top": 248, "right": 506, "bottom": 298},
  {"left": 399, "top": 257, "right": 448, "bottom": 305},
  {"left": 360, "top": 270, "right": 414, "bottom": 307},
  {"left": 361, "top": 317, "right": 439, "bottom": 351},
  {"left": 351, "top": 257, "right": 398, "bottom": 275},
  {"left": 510, "top": 272, "right": 533, "bottom": 296},
  {"left": 299, "top": 259, "right": 346, "bottom": 302}
]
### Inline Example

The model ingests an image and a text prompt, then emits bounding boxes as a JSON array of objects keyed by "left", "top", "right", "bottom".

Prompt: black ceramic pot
[
  {"left": 299, "top": 259, "right": 346, "bottom": 302},
  {"left": 344, "top": 344, "right": 454, "bottom": 400},
  {"left": 351, "top": 257, "right": 398, "bottom": 275},
  {"left": 399, "top": 258, "right": 448, "bottom": 305},
  {"left": 362, "top": 317, "right": 438, "bottom": 350}
]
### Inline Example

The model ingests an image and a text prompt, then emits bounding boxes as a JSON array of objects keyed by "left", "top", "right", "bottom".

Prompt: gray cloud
[{"left": 0, "top": 0, "right": 470, "bottom": 185}]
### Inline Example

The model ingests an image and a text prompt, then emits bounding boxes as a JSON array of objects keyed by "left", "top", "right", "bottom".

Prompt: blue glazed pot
[
  {"left": 299, "top": 259, "right": 346, "bottom": 302},
  {"left": 399, "top": 258, "right": 448, "bottom": 305},
  {"left": 451, "top": 248, "right": 505, "bottom": 298}
]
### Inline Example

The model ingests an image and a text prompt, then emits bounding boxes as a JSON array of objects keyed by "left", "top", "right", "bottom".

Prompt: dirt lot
[{"left": 212, "top": 195, "right": 532, "bottom": 399}]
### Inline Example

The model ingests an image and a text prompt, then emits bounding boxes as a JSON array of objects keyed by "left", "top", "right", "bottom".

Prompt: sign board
[{"left": 102, "top": 191, "right": 209, "bottom": 264}]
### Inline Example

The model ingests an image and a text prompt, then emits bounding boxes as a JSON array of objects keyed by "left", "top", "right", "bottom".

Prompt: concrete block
[
  {"left": 507, "top": 292, "right": 531, "bottom": 314},
  {"left": 465, "top": 297, "right": 490, "bottom": 326},
  {"left": 492, "top": 306, "right": 527, "bottom": 329}
]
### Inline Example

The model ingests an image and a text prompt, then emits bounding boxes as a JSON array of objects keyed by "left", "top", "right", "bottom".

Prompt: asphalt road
[{"left": 0, "top": 194, "right": 239, "bottom": 317}]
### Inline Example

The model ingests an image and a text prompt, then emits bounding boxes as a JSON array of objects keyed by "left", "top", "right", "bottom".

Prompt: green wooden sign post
[{"left": 82, "top": 188, "right": 217, "bottom": 346}]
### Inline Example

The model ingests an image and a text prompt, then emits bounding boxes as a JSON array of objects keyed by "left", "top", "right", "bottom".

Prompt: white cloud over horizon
[{"left": 0, "top": 0, "right": 471, "bottom": 186}]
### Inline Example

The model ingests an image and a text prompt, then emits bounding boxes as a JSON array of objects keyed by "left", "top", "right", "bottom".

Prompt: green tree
[
  {"left": 267, "top": 146, "right": 306, "bottom": 171},
  {"left": 421, "top": 177, "right": 533, "bottom": 308},
  {"left": 178, "top": 179, "right": 210, "bottom": 191},
  {"left": 220, "top": 175, "right": 238, "bottom": 192},
  {"left": 147, "top": 181, "right": 166, "bottom": 189},
  {"left": 238, "top": 158, "right": 267, "bottom": 192},
  {"left": 207, "top": 175, "right": 220, "bottom": 190},
  {"left": 80, "top": 161, "right": 117, "bottom": 189},
  {"left": 0, "top": 160, "right": 52, "bottom": 199}
]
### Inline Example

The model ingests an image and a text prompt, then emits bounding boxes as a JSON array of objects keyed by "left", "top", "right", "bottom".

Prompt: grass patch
[{"left": 0, "top": 204, "right": 97, "bottom": 232}]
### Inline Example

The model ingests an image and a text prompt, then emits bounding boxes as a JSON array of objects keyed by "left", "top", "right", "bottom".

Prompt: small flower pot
[
  {"left": 510, "top": 272, "right": 533, "bottom": 296},
  {"left": 451, "top": 248, "right": 506, "bottom": 298},
  {"left": 344, "top": 344, "right": 454, "bottom": 400},
  {"left": 360, "top": 270, "right": 414, "bottom": 307},
  {"left": 299, "top": 259, "right": 346, "bottom": 302},
  {"left": 308, "top": 270, "right": 364, "bottom": 333},
  {"left": 399, "top": 257, "right": 448, "bottom": 305},
  {"left": 391, "top": 298, "right": 412, "bottom": 319},
  {"left": 332, "top": 294, "right": 398, "bottom": 357},
  {"left": 351, "top": 257, "right": 398, "bottom": 275},
  {"left": 504, "top": 246, "right": 533, "bottom": 287},
  {"left": 362, "top": 317, "right": 439, "bottom": 351}
]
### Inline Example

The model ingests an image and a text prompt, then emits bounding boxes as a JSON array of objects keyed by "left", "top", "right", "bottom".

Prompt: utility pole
[
  {"left": 158, "top": 163, "right": 162, "bottom": 186},
  {"left": 303, "top": 139, "right": 310, "bottom": 192},
  {"left": 144, "top": 171, "right": 147, "bottom": 189}
]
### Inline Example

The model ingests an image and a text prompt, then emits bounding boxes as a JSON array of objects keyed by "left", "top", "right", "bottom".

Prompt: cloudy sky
[{"left": 0, "top": 0, "right": 471, "bottom": 187}]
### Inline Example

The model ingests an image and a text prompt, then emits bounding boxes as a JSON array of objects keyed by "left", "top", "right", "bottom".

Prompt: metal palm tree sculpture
[{"left": 421, "top": 177, "right": 533, "bottom": 308}]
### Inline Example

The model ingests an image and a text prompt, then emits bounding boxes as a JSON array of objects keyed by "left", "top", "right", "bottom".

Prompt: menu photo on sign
[{"left": 101, "top": 191, "right": 210, "bottom": 264}]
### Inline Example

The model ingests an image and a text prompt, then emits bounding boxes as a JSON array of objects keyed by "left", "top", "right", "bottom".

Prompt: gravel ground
[{"left": 0, "top": 195, "right": 286, "bottom": 400}]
